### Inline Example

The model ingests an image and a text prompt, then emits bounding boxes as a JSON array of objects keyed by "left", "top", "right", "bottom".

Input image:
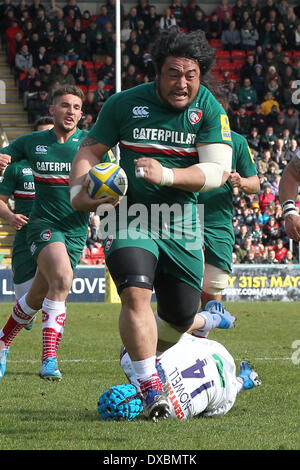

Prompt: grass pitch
[{"left": 0, "top": 301, "right": 299, "bottom": 452}]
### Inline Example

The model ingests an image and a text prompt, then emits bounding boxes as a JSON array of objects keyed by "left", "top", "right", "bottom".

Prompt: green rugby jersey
[
  {"left": 2, "top": 128, "right": 102, "bottom": 236},
  {"left": 0, "top": 160, "right": 34, "bottom": 218},
  {"left": 89, "top": 82, "right": 232, "bottom": 210},
  {"left": 199, "top": 130, "right": 257, "bottom": 230}
]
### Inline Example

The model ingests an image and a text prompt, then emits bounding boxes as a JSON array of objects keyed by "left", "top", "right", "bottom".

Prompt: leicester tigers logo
[
  {"left": 40, "top": 229, "right": 52, "bottom": 241},
  {"left": 188, "top": 108, "right": 202, "bottom": 125}
]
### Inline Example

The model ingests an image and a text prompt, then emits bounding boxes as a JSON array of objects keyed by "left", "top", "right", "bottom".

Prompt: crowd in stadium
[{"left": 0, "top": 0, "right": 300, "bottom": 265}]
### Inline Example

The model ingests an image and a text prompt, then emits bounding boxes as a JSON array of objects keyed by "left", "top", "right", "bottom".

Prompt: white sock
[{"left": 132, "top": 356, "right": 157, "bottom": 382}]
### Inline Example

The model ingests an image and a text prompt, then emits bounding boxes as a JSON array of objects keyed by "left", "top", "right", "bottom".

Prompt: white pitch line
[{"left": 6, "top": 357, "right": 293, "bottom": 364}]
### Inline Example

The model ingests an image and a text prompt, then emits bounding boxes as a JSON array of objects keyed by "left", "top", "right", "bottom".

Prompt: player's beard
[{"left": 155, "top": 77, "right": 198, "bottom": 113}]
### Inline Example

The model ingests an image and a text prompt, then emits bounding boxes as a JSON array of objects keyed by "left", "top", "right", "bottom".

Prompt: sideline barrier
[{"left": 0, "top": 265, "right": 300, "bottom": 302}]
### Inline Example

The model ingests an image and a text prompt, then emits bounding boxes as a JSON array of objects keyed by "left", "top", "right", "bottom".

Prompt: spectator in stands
[
  {"left": 251, "top": 220, "right": 263, "bottom": 245},
  {"left": 96, "top": 54, "right": 115, "bottom": 85},
  {"left": 121, "top": 19, "right": 132, "bottom": 42},
  {"left": 265, "top": 78, "right": 284, "bottom": 109},
  {"left": 40, "top": 62, "right": 55, "bottom": 91},
  {"left": 240, "top": 205, "right": 257, "bottom": 228},
  {"left": 128, "top": 42, "right": 144, "bottom": 73},
  {"left": 257, "top": 147, "right": 273, "bottom": 175},
  {"left": 189, "top": 9, "right": 206, "bottom": 32},
  {"left": 259, "top": 20, "right": 276, "bottom": 49},
  {"left": 15, "top": 43, "right": 33, "bottom": 78},
  {"left": 274, "top": 238, "right": 288, "bottom": 262},
  {"left": 232, "top": 0, "right": 246, "bottom": 25},
  {"left": 75, "top": 31, "right": 92, "bottom": 62},
  {"left": 160, "top": 7, "right": 176, "bottom": 29},
  {"left": 282, "top": 138, "right": 299, "bottom": 165},
  {"left": 35, "top": 7, "right": 48, "bottom": 34},
  {"left": 80, "top": 10, "right": 92, "bottom": 31},
  {"left": 251, "top": 104, "right": 268, "bottom": 134},
  {"left": 63, "top": 0, "right": 81, "bottom": 19},
  {"left": 221, "top": 19, "right": 241, "bottom": 52},
  {"left": 142, "top": 4, "right": 160, "bottom": 34},
  {"left": 273, "top": 112, "right": 286, "bottom": 138},
  {"left": 170, "top": 0, "right": 185, "bottom": 28},
  {"left": 70, "top": 58, "right": 89, "bottom": 87},
  {"left": 266, "top": 160, "right": 280, "bottom": 183},
  {"left": 206, "top": 12, "right": 222, "bottom": 40},
  {"left": 259, "top": 182, "right": 276, "bottom": 213},
  {"left": 93, "top": 80, "right": 109, "bottom": 109},
  {"left": 271, "top": 174, "right": 281, "bottom": 197},
  {"left": 122, "top": 63, "right": 140, "bottom": 90},
  {"left": 27, "top": 89, "right": 50, "bottom": 123},
  {"left": 261, "top": 91, "right": 280, "bottom": 115},
  {"left": 28, "top": 0, "right": 45, "bottom": 20},
  {"left": 240, "top": 18, "right": 259, "bottom": 52},
  {"left": 263, "top": 248, "right": 279, "bottom": 264},
  {"left": 215, "top": 0, "right": 233, "bottom": 22},
  {"left": 53, "top": 63, "right": 76, "bottom": 86},
  {"left": 61, "top": 32, "right": 78, "bottom": 62},
  {"left": 248, "top": 127, "right": 261, "bottom": 157},
  {"left": 282, "top": 250, "right": 295, "bottom": 264},
  {"left": 226, "top": 79, "right": 239, "bottom": 112},
  {"left": 69, "top": 17, "right": 82, "bottom": 41},
  {"left": 283, "top": 107, "right": 299, "bottom": 135},
  {"left": 250, "top": 64, "right": 265, "bottom": 102},
  {"left": 260, "top": 126, "right": 278, "bottom": 152},
  {"left": 89, "top": 31, "right": 107, "bottom": 62},
  {"left": 239, "top": 53, "right": 255, "bottom": 82},
  {"left": 45, "top": 0, "right": 61, "bottom": 22},
  {"left": 33, "top": 45, "right": 50, "bottom": 73},
  {"left": 238, "top": 77, "right": 257, "bottom": 111},
  {"left": 231, "top": 105, "right": 252, "bottom": 137},
  {"left": 235, "top": 223, "right": 251, "bottom": 249},
  {"left": 83, "top": 91, "right": 98, "bottom": 122},
  {"left": 127, "top": 6, "right": 139, "bottom": 31},
  {"left": 241, "top": 249, "right": 260, "bottom": 264},
  {"left": 86, "top": 214, "right": 103, "bottom": 251},
  {"left": 235, "top": 236, "right": 253, "bottom": 263}
]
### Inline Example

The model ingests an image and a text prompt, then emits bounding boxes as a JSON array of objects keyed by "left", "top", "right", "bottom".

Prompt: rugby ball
[{"left": 87, "top": 162, "right": 128, "bottom": 201}]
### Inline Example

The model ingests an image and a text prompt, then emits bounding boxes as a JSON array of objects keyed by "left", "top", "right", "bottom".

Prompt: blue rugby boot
[
  {"left": 0, "top": 347, "right": 9, "bottom": 379},
  {"left": 39, "top": 357, "right": 62, "bottom": 381},
  {"left": 238, "top": 361, "right": 262, "bottom": 390}
]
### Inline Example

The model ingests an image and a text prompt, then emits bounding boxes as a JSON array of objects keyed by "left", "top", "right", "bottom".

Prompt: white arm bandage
[
  {"left": 70, "top": 185, "right": 82, "bottom": 203},
  {"left": 196, "top": 143, "right": 232, "bottom": 193}
]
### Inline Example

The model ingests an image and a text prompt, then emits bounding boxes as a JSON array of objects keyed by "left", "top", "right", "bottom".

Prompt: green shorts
[
  {"left": 12, "top": 228, "right": 37, "bottom": 285},
  {"left": 204, "top": 225, "right": 234, "bottom": 274},
  {"left": 26, "top": 220, "right": 87, "bottom": 270},
  {"left": 104, "top": 226, "right": 204, "bottom": 292}
]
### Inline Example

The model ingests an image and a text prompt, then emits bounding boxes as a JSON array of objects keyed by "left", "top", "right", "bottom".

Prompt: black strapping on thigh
[{"left": 106, "top": 247, "right": 157, "bottom": 294}]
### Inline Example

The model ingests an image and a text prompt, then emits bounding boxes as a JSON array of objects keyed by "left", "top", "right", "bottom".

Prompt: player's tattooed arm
[{"left": 79, "top": 135, "right": 100, "bottom": 148}]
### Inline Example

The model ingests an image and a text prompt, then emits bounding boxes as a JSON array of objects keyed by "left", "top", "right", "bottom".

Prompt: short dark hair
[
  {"left": 33, "top": 115, "right": 54, "bottom": 131},
  {"left": 52, "top": 85, "right": 85, "bottom": 104}
]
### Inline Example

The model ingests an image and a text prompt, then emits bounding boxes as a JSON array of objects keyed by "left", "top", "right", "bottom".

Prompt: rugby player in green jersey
[
  {"left": 0, "top": 86, "right": 114, "bottom": 381},
  {"left": 279, "top": 153, "right": 300, "bottom": 242},
  {"left": 70, "top": 28, "right": 235, "bottom": 421},
  {"left": 0, "top": 117, "right": 54, "bottom": 333},
  {"left": 196, "top": 131, "right": 260, "bottom": 309}
]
